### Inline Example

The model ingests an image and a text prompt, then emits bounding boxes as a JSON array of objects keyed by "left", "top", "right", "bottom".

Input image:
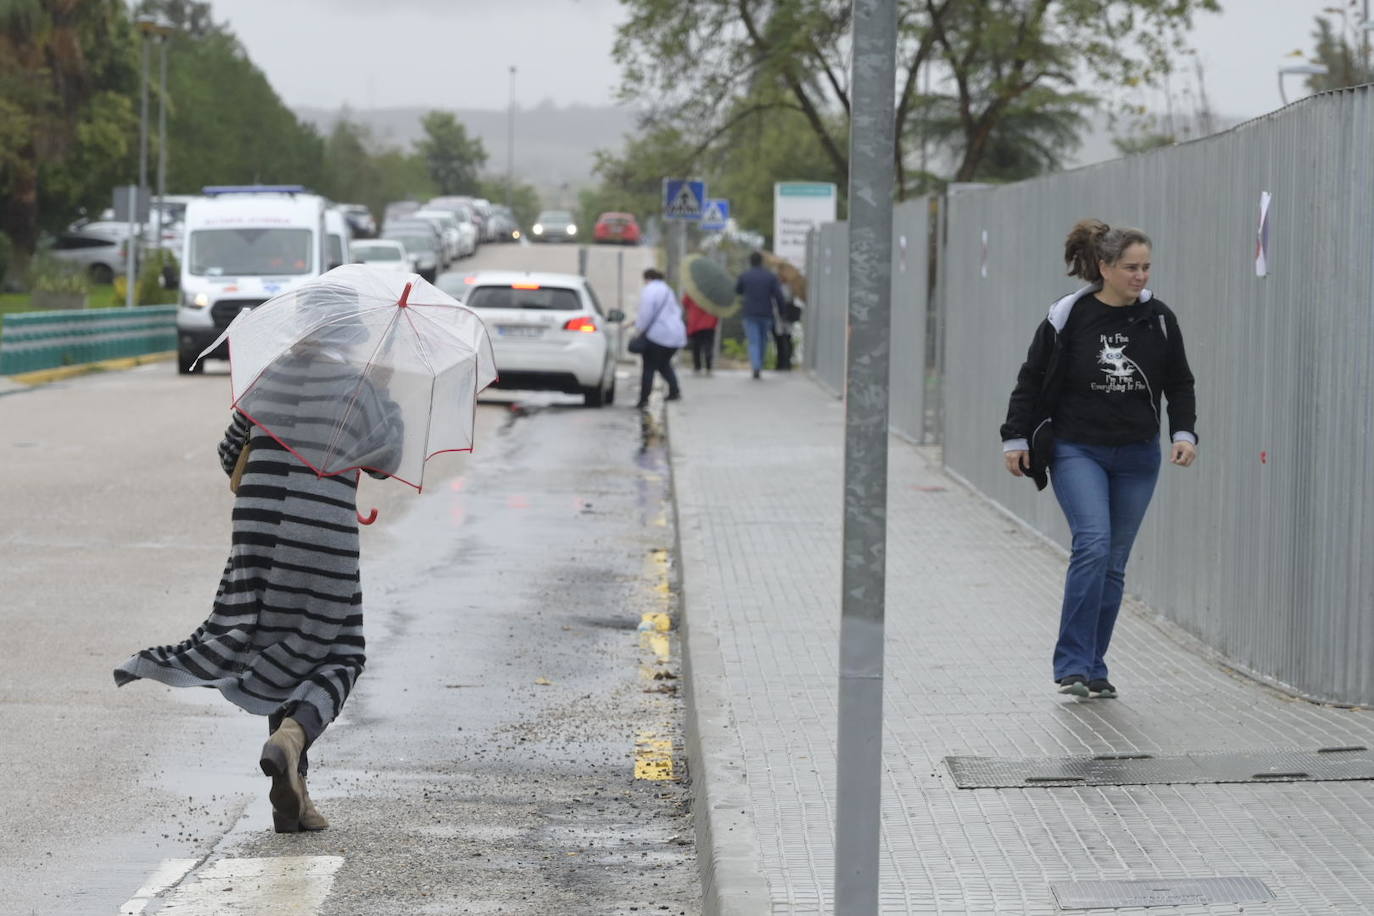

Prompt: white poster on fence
[
  {"left": 773, "top": 182, "right": 837, "bottom": 268},
  {"left": 1255, "top": 190, "right": 1272, "bottom": 277}
]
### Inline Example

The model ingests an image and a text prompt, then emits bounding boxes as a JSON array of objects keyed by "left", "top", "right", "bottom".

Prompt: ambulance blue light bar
[{"left": 202, "top": 185, "right": 309, "bottom": 196}]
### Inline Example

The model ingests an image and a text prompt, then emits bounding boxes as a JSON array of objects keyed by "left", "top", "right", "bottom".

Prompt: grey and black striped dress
[{"left": 113, "top": 352, "right": 394, "bottom": 735}]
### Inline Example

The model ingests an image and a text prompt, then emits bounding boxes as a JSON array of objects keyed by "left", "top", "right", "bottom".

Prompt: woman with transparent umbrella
[{"left": 114, "top": 269, "right": 494, "bottom": 833}]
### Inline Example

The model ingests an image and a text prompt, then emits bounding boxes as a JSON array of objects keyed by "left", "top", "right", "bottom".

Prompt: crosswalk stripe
[
  {"left": 118, "top": 858, "right": 199, "bottom": 915},
  {"left": 129, "top": 855, "right": 344, "bottom": 914}
]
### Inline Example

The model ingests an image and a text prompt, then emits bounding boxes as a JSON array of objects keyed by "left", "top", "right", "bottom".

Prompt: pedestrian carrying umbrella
[
  {"left": 681, "top": 253, "right": 739, "bottom": 318},
  {"left": 199, "top": 264, "right": 497, "bottom": 494}
]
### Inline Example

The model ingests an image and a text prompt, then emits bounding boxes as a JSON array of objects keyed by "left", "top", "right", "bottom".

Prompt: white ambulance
[{"left": 176, "top": 186, "right": 330, "bottom": 374}]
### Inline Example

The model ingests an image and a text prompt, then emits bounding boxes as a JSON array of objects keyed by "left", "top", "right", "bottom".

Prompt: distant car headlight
[
  {"left": 184, "top": 291, "right": 209, "bottom": 308},
  {"left": 512, "top": 230, "right": 521, "bottom": 240},
  {"left": 532, "top": 224, "right": 544, "bottom": 235},
  {"left": 565, "top": 224, "right": 577, "bottom": 235}
]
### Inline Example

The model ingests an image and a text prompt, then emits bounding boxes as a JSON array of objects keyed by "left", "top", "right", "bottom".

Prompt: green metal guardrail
[{"left": 0, "top": 306, "right": 177, "bottom": 375}]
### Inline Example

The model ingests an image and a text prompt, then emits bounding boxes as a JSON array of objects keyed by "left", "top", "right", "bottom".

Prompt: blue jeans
[
  {"left": 1049, "top": 438, "right": 1161, "bottom": 682},
  {"left": 743, "top": 316, "right": 772, "bottom": 371}
]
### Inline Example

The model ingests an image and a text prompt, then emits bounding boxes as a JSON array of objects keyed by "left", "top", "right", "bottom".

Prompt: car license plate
[{"left": 498, "top": 325, "right": 543, "bottom": 338}]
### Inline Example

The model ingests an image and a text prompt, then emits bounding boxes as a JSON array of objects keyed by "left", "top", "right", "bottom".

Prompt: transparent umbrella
[{"left": 199, "top": 264, "right": 497, "bottom": 492}]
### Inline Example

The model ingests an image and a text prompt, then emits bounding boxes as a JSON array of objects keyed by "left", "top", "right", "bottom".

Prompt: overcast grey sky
[{"left": 210, "top": 0, "right": 1358, "bottom": 120}]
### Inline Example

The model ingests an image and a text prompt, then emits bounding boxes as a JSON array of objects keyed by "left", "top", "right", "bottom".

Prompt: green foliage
[
  {"left": 0, "top": 0, "right": 141, "bottom": 252},
  {"left": 912, "top": 84, "right": 1094, "bottom": 185},
  {"left": 613, "top": 0, "right": 1221, "bottom": 193},
  {"left": 161, "top": 31, "right": 324, "bottom": 193},
  {"left": 317, "top": 118, "right": 436, "bottom": 226},
  {"left": 28, "top": 254, "right": 89, "bottom": 295},
  {"left": 479, "top": 177, "right": 541, "bottom": 229},
  {"left": 136, "top": 248, "right": 178, "bottom": 305},
  {"left": 417, "top": 111, "right": 488, "bottom": 196},
  {"left": 0, "top": 231, "right": 11, "bottom": 290},
  {"left": 1303, "top": 15, "right": 1374, "bottom": 93}
]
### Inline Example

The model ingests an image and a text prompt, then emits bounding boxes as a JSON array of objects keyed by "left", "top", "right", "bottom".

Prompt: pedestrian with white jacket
[{"left": 634, "top": 268, "right": 687, "bottom": 407}]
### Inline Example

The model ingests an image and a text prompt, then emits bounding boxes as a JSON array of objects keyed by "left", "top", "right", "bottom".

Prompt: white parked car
[
  {"left": 463, "top": 271, "right": 624, "bottom": 407},
  {"left": 351, "top": 239, "right": 412, "bottom": 273}
]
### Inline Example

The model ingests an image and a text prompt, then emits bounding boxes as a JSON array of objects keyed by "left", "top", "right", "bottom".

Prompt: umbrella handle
[{"left": 353, "top": 471, "right": 379, "bottom": 525}]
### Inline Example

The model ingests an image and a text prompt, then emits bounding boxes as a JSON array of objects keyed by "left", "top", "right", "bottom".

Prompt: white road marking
[
  {"left": 143, "top": 855, "right": 344, "bottom": 914},
  {"left": 118, "top": 858, "right": 199, "bottom": 914}
]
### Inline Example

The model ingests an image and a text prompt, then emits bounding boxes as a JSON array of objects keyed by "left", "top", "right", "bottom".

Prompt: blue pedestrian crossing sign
[
  {"left": 663, "top": 179, "right": 706, "bottom": 220},
  {"left": 700, "top": 198, "right": 729, "bottom": 231}
]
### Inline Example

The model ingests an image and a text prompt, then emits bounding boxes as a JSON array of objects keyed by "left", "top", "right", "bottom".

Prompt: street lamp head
[
  {"left": 1279, "top": 64, "right": 1331, "bottom": 75},
  {"left": 135, "top": 16, "right": 176, "bottom": 37}
]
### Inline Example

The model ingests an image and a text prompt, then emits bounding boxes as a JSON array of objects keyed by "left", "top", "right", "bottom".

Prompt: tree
[
  {"left": 479, "top": 176, "right": 541, "bottom": 229},
  {"left": 614, "top": 0, "right": 1220, "bottom": 196},
  {"left": 1304, "top": 13, "right": 1374, "bottom": 93},
  {"left": 0, "top": 0, "right": 140, "bottom": 263},
  {"left": 416, "top": 112, "right": 487, "bottom": 196},
  {"left": 160, "top": 30, "right": 324, "bottom": 193}
]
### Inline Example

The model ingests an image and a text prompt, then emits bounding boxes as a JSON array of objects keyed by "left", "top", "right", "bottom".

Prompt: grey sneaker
[
  {"left": 1087, "top": 679, "right": 1117, "bottom": 699},
  {"left": 1057, "top": 675, "right": 1089, "bottom": 697}
]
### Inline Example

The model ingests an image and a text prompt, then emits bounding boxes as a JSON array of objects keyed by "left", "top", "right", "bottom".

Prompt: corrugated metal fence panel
[
  {"left": 808, "top": 222, "right": 849, "bottom": 398},
  {"left": 889, "top": 198, "right": 930, "bottom": 442},
  {"left": 942, "top": 87, "right": 1374, "bottom": 704}
]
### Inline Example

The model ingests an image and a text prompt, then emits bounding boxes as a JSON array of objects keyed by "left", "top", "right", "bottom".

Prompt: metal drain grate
[
  {"left": 946, "top": 745, "right": 1374, "bottom": 788},
  {"left": 1051, "top": 876, "right": 1275, "bottom": 910}
]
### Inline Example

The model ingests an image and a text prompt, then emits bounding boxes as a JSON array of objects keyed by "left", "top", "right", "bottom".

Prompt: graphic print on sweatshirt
[{"left": 1092, "top": 332, "right": 1148, "bottom": 395}]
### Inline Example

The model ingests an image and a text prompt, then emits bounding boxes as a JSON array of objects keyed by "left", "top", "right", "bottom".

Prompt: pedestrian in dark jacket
[
  {"left": 735, "top": 252, "right": 787, "bottom": 379},
  {"left": 1001, "top": 219, "right": 1197, "bottom": 700}
]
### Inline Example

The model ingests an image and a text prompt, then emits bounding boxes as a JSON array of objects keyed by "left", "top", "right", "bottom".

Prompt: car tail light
[
  {"left": 563, "top": 316, "right": 597, "bottom": 333},
  {"left": 512, "top": 282, "right": 540, "bottom": 290}
]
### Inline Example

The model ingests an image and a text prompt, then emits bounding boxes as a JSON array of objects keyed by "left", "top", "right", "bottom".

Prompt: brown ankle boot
[
  {"left": 259, "top": 717, "right": 306, "bottom": 833},
  {"left": 299, "top": 776, "right": 329, "bottom": 831}
]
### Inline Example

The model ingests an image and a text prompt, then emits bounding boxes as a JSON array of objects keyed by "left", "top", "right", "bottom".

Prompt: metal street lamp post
[
  {"left": 1277, "top": 63, "right": 1330, "bottom": 105},
  {"left": 507, "top": 66, "right": 516, "bottom": 211},
  {"left": 154, "top": 29, "right": 171, "bottom": 261},
  {"left": 133, "top": 17, "right": 174, "bottom": 306}
]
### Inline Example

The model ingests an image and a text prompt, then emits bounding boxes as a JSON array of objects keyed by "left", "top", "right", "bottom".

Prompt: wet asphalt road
[{"left": 0, "top": 243, "right": 698, "bottom": 914}]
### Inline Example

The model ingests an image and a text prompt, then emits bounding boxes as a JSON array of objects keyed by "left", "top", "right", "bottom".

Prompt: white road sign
[{"left": 773, "top": 182, "right": 837, "bottom": 267}]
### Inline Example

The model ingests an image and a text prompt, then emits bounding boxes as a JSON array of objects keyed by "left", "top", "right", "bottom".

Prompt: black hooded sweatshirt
[{"left": 1001, "top": 285, "right": 1197, "bottom": 448}]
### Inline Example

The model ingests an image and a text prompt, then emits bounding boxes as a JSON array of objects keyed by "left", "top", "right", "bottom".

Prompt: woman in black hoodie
[{"left": 1001, "top": 219, "right": 1197, "bottom": 699}]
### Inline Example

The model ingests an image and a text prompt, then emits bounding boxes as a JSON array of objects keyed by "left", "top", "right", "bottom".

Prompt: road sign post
[
  {"left": 662, "top": 178, "right": 706, "bottom": 298},
  {"left": 834, "top": 0, "right": 897, "bottom": 913}
]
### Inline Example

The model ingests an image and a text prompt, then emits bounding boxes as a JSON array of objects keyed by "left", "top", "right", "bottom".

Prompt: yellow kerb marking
[
  {"left": 634, "top": 732, "right": 675, "bottom": 780},
  {"left": 639, "top": 612, "right": 671, "bottom": 632}
]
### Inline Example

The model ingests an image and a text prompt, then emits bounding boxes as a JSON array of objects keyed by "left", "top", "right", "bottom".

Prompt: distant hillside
[{"left": 295, "top": 102, "right": 640, "bottom": 205}]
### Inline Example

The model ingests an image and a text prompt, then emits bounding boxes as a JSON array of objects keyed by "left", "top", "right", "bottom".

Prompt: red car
[{"left": 593, "top": 212, "right": 641, "bottom": 245}]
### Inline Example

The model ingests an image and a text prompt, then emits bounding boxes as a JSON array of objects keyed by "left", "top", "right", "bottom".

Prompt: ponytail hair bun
[
  {"left": 1064, "top": 218, "right": 1110, "bottom": 282},
  {"left": 1063, "top": 219, "right": 1152, "bottom": 282}
]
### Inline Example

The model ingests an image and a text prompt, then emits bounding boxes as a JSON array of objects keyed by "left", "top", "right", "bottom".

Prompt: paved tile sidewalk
[{"left": 669, "top": 370, "right": 1374, "bottom": 915}]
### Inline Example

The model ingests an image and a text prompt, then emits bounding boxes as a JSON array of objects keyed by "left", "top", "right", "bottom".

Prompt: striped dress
[{"left": 113, "top": 353, "right": 390, "bottom": 731}]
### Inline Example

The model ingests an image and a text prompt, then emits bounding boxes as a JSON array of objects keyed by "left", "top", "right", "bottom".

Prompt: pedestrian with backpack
[{"left": 1001, "top": 219, "right": 1198, "bottom": 700}]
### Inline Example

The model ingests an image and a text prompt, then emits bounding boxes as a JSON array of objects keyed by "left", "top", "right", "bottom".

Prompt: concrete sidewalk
[{"left": 668, "top": 370, "right": 1374, "bottom": 915}]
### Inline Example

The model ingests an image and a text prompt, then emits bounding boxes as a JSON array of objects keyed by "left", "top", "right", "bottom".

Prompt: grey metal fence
[
  {"left": 805, "top": 198, "right": 933, "bottom": 443},
  {"left": 806, "top": 222, "right": 849, "bottom": 397},
  {"left": 941, "top": 86, "right": 1374, "bottom": 705}
]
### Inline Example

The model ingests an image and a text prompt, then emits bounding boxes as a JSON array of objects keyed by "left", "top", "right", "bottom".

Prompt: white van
[
  {"left": 324, "top": 206, "right": 352, "bottom": 274},
  {"left": 176, "top": 186, "right": 328, "bottom": 374}
]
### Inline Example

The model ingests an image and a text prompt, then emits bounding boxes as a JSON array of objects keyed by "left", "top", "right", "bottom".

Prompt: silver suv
[{"left": 47, "top": 224, "right": 131, "bottom": 283}]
